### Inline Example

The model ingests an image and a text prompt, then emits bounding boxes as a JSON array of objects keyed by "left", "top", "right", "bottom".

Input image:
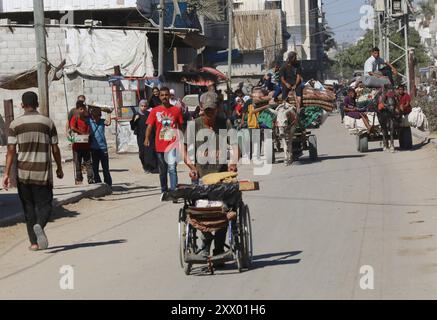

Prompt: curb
[{"left": 0, "top": 183, "right": 112, "bottom": 227}]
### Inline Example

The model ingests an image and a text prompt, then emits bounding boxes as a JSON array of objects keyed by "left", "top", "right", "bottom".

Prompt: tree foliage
[
  {"left": 186, "top": 0, "right": 224, "bottom": 21},
  {"left": 332, "top": 28, "right": 430, "bottom": 78}
]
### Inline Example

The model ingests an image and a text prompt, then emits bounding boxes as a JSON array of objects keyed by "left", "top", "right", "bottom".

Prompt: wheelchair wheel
[
  {"left": 178, "top": 209, "right": 187, "bottom": 269},
  {"left": 184, "top": 263, "right": 192, "bottom": 276},
  {"left": 241, "top": 204, "right": 253, "bottom": 269},
  {"left": 236, "top": 249, "right": 243, "bottom": 273}
]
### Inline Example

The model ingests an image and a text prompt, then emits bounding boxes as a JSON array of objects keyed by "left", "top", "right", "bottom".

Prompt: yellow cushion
[{"left": 202, "top": 172, "right": 238, "bottom": 185}]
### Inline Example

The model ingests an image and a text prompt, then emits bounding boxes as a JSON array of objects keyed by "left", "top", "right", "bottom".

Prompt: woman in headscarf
[
  {"left": 148, "top": 87, "right": 162, "bottom": 109},
  {"left": 131, "top": 100, "right": 158, "bottom": 173}
]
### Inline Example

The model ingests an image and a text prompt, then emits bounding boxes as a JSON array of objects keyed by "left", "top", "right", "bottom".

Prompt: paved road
[{"left": 1, "top": 114, "right": 437, "bottom": 300}]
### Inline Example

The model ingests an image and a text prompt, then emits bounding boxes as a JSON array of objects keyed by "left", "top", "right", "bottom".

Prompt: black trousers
[
  {"left": 91, "top": 149, "right": 112, "bottom": 187},
  {"left": 17, "top": 183, "right": 53, "bottom": 245}
]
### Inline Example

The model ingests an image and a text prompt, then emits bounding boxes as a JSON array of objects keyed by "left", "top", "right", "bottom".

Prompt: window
[{"left": 265, "top": 0, "right": 282, "bottom": 10}]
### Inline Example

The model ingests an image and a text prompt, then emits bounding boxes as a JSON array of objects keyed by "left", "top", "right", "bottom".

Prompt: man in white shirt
[{"left": 364, "top": 47, "right": 397, "bottom": 77}]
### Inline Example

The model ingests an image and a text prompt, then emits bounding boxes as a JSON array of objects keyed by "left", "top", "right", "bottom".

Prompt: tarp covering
[
  {"left": 64, "top": 29, "right": 154, "bottom": 78},
  {"left": 0, "top": 60, "right": 65, "bottom": 90}
]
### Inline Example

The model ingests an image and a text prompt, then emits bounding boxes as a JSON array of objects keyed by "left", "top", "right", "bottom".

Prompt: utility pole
[
  {"left": 404, "top": 0, "right": 410, "bottom": 93},
  {"left": 373, "top": 2, "right": 376, "bottom": 48},
  {"left": 227, "top": 0, "right": 233, "bottom": 87},
  {"left": 33, "top": 0, "right": 49, "bottom": 117},
  {"left": 379, "top": 0, "right": 411, "bottom": 93},
  {"left": 158, "top": 0, "right": 165, "bottom": 78}
]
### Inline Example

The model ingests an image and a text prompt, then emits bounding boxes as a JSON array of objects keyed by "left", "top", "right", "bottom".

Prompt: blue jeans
[
  {"left": 157, "top": 149, "right": 178, "bottom": 192},
  {"left": 91, "top": 149, "right": 112, "bottom": 187},
  {"left": 273, "top": 84, "right": 282, "bottom": 99}
]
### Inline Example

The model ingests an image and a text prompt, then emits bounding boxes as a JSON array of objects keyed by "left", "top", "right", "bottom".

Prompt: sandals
[{"left": 28, "top": 245, "right": 39, "bottom": 251}]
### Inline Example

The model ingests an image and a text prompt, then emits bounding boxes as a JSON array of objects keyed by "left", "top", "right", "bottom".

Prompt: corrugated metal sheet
[{"left": 1, "top": 0, "right": 138, "bottom": 13}]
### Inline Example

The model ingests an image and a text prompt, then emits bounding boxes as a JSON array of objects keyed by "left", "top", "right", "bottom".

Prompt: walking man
[
  {"left": 2, "top": 92, "right": 64, "bottom": 251},
  {"left": 145, "top": 87, "right": 184, "bottom": 194}
]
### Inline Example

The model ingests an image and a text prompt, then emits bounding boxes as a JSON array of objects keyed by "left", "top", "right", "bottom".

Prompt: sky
[{"left": 323, "top": 0, "right": 367, "bottom": 44}]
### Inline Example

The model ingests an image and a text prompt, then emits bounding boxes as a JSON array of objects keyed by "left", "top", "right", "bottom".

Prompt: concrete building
[
  {"left": 281, "top": 0, "right": 322, "bottom": 61},
  {"left": 214, "top": 0, "right": 324, "bottom": 85},
  {"left": 412, "top": 1, "right": 437, "bottom": 65},
  {"left": 0, "top": 0, "right": 203, "bottom": 147}
]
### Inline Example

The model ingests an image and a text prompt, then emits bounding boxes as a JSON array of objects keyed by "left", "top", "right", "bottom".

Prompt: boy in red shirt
[
  {"left": 145, "top": 87, "right": 184, "bottom": 193},
  {"left": 396, "top": 85, "right": 412, "bottom": 115},
  {"left": 70, "top": 101, "right": 94, "bottom": 185}
]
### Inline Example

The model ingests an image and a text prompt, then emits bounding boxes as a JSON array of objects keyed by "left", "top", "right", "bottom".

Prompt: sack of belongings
[
  {"left": 344, "top": 112, "right": 380, "bottom": 135},
  {"left": 162, "top": 183, "right": 242, "bottom": 207},
  {"left": 408, "top": 107, "right": 429, "bottom": 131},
  {"left": 300, "top": 106, "right": 327, "bottom": 129},
  {"left": 362, "top": 75, "right": 391, "bottom": 88}
]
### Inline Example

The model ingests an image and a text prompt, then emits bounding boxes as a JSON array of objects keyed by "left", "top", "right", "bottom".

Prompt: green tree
[
  {"left": 186, "top": 0, "right": 224, "bottom": 21},
  {"left": 332, "top": 28, "right": 430, "bottom": 78}
]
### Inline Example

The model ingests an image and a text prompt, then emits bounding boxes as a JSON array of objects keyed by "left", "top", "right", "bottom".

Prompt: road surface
[{"left": 1, "top": 114, "right": 437, "bottom": 299}]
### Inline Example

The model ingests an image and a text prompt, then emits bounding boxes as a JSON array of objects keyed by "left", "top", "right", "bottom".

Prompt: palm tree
[{"left": 186, "top": 0, "right": 225, "bottom": 21}]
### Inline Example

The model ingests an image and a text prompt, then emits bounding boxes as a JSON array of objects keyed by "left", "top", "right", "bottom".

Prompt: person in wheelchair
[{"left": 183, "top": 92, "right": 240, "bottom": 262}]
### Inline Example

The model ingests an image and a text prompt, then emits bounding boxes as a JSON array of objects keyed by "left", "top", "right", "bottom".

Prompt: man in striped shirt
[{"left": 2, "top": 92, "right": 64, "bottom": 251}]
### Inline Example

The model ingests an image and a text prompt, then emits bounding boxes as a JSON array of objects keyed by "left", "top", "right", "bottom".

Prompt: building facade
[{"left": 0, "top": 1, "right": 203, "bottom": 139}]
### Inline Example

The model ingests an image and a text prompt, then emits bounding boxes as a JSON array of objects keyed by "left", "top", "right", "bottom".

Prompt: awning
[
  {"left": 0, "top": 60, "right": 65, "bottom": 90},
  {"left": 164, "top": 71, "right": 218, "bottom": 87},
  {"left": 200, "top": 67, "right": 228, "bottom": 81}
]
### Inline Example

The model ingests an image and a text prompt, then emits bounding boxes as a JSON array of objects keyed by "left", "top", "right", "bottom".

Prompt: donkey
[
  {"left": 274, "top": 102, "right": 298, "bottom": 165},
  {"left": 376, "top": 88, "right": 401, "bottom": 152}
]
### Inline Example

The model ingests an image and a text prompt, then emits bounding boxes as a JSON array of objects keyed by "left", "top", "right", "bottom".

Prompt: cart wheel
[
  {"left": 308, "top": 135, "right": 318, "bottom": 161},
  {"left": 184, "top": 263, "right": 192, "bottom": 276},
  {"left": 357, "top": 135, "right": 368, "bottom": 153},
  {"left": 241, "top": 205, "right": 253, "bottom": 269},
  {"left": 179, "top": 209, "right": 187, "bottom": 269}
]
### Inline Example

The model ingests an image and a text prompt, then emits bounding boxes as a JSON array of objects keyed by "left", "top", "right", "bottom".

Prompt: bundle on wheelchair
[{"left": 162, "top": 182, "right": 254, "bottom": 275}]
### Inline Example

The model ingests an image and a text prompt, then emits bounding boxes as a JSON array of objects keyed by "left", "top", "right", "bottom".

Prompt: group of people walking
[
  {"left": 68, "top": 95, "right": 113, "bottom": 187},
  {"left": 1, "top": 51, "right": 304, "bottom": 253}
]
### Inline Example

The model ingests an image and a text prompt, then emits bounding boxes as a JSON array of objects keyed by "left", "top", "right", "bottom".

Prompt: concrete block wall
[{"left": 0, "top": 26, "right": 117, "bottom": 144}]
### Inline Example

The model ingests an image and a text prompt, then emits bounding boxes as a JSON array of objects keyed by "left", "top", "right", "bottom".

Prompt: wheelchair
[{"left": 178, "top": 193, "right": 253, "bottom": 275}]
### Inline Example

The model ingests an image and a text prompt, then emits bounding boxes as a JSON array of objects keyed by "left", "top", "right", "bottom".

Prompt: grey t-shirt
[{"left": 187, "top": 116, "right": 234, "bottom": 178}]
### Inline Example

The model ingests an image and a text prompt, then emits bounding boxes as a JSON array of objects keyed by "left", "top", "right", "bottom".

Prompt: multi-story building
[
  {"left": 216, "top": 0, "right": 324, "bottom": 83},
  {"left": 282, "top": 0, "right": 322, "bottom": 61}
]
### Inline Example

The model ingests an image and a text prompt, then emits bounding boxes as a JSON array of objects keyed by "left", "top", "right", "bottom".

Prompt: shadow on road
[
  {"left": 250, "top": 250, "right": 302, "bottom": 269},
  {"left": 188, "top": 251, "right": 303, "bottom": 277},
  {"left": 111, "top": 184, "right": 159, "bottom": 193},
  {"left": 108, "top": 169, "right": 130, "bottom": 173},
  {"left": 95, "top": 183, "right": 161, "bottom": 202},
  {"left": 46, "top": 239, "right": 127, "bottom": 254},
  {"left": 297, "top": 154, "right": 365, "bottom": 165},
  {"left": 0, "top": 202, "right": 81, "bottom": 228}
]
